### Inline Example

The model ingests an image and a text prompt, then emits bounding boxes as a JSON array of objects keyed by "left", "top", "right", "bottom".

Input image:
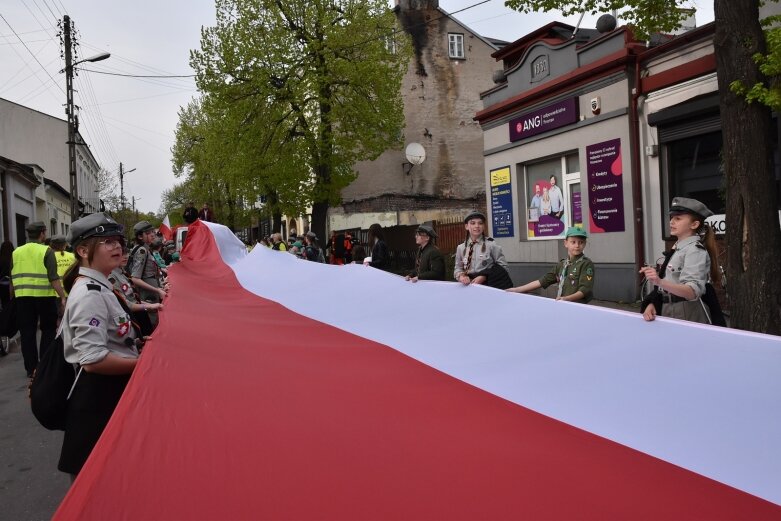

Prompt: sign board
[
  {"left": 509, "top": 97, "right": 578, "bottom": 142},
  {"left": 706, "top": 211, "right": 781, "bottom": 235},
  {"left": 586, "top": 138, "right": 625, "bottom": 233},
  {"left": 490, "top": 166, "right": 514, "bottom": 237}
]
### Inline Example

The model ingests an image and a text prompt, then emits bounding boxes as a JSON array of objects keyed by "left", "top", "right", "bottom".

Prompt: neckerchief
[
  {"left": 463, "top": 238, "right": 479, "bottom": 272},
  {"left": 556, "top": 259, "right": 571, "bottom": 299}
]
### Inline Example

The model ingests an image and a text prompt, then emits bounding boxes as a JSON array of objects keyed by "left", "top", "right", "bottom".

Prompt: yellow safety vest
[
  {"left": 11, "top": 243, "right": 56, "bottom": 297},
  {"left": 55, "top": 250, "right": 76, "bottom": 278}
]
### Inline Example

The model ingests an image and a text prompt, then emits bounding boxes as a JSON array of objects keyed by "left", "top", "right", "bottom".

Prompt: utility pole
[
  {"left": 119, "top": 163, "right": 135, "bottom": 212},
  {"left": 64, "top": 15, "right": 78, "bottom": 221},
  {"left": 120, "top": 162, "right": 125, "bottom": 210},
  {"left": 62, "top": 16, "right": 110, "bottom": 221}
]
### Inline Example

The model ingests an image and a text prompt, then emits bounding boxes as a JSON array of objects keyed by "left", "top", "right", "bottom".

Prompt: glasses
[{"left": 98, "top": 237, "right": 125, "bottom": 248}]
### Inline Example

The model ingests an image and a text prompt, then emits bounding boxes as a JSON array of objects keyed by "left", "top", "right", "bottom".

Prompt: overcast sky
[{"left": 0, "top": 0, "right": 714, "bottom": 214}]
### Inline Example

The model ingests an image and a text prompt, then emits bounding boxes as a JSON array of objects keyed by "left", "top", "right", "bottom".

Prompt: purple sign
[
  {"left": 509, "top": 97, "right": 578, "bottom": 142},
  {"left": 528, "top": 214, "right": 565, "bottom": 238},
  {"left": 586, "top": 138, "right": 625, "bottom": 233}
]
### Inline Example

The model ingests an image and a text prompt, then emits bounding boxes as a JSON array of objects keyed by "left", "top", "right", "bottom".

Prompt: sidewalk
[
  {"left": 0, "top": 336, "right": 70, "bottom": 521},
  {"left": 590, "top": 299, "right": 641, "bottom": 313}
]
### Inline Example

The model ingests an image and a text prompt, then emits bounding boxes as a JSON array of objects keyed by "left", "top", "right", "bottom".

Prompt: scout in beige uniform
[
  {"left": 454, "top": 210, "right": 512, "bottom": 290},
  {"left": 507, "top": 227, "right": 595, "bottom": 303},
  {"left": 58, "top": 213, "right": 140, "bottom": 477},
  {"left": 640, "top": 197, "right": 719, "bottom": 324},
  {"left": 130, "top": 220, "right": 166, "bottom": 304}
]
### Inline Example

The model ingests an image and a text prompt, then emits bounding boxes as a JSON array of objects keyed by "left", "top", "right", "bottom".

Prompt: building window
[
  {"left": 448, "top": 33, "right": 464, "bottom": 59},
  {"left": 385, "top": 35, "right": 397, "bottom": 54},
  {"left": 523, "top": 153, "right": 579, "bottom": 240},
  {"left": 663, "top": 130, "right": 724, "bottom": 217}
]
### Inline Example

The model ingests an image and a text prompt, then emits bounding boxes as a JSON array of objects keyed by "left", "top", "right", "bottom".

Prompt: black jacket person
[{"left": 406, "top": 223, "right": 445, "bottom": 282}]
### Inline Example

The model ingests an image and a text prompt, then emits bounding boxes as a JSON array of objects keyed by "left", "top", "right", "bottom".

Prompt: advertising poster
[
  {"left": 586, "top": 138, "right": 625, "bottom": 233},
  {"left": 490, "top": 167, "right": 514, "bottom": 237},
  {"left": 526, "top": 170, "right": 567, "bottom": 239}
]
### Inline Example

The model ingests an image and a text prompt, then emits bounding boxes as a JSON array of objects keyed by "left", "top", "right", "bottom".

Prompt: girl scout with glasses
[{"left": 57, "top": 213, "right": 141, "bottom": 478}]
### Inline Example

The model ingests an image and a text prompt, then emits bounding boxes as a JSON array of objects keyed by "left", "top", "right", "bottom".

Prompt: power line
[
  {"left": 0, "top": 13, "right": 64, "bottom": 94},
  {"left": 80, "top": 41, "right": 196, "bottom": 86},
  {"left": 0, "top": 26, "right": 55, "bottom": 37},
  {"left": 80, "top": 88, "right": 197, "bottom": 107},
  {"left": 79, "top": 68, "right": 195, "bottom": 78},
  {"left": 0, "top": 38, "right": 51, "bottom": 45},
  {"left": 34, "top": 0, "right": 59, "bottom": 21}
]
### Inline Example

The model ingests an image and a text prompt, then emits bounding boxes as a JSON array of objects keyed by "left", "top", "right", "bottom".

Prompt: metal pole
[
  {"left": 119, "top": 162, "right": 125, "bottom": 210},
  {"left": 64, "top": 15, "right": 79, "bottom": 221}
]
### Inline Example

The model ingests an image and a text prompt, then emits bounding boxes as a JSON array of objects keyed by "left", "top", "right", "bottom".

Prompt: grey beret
[
  {"left": 670, "top": 197, "right": 714, "bottom": 219},
  {"left": 133, "top": 220, "right": 154, "bottom": 235},
  {"left": 463, "top": 210, "right": 486, "bottom": 223},
  {"left": 416, "top": 223, "right": 438, "bottom": 238},
  {"left": 68, "top": 213, "right": 124, "bottom": 247}
]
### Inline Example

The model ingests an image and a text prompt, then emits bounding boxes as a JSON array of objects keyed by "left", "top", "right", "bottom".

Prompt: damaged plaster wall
[{"left": 340, "top": 0, "right": 498, "bottom": 208}]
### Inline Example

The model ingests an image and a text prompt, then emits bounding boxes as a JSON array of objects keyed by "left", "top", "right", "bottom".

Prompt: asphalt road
[{"left": 0, "top": 337, "right": 70, "bottom": 521}]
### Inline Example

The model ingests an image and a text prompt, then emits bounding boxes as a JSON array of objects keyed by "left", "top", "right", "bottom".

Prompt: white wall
[{"left": 0, "top": 99, "right": 101, "bottom": 217}]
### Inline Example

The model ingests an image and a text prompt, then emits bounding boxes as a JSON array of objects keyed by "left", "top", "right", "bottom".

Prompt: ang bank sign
[{"left": 509, "top": 97, "right": 579, "bottom": 142}]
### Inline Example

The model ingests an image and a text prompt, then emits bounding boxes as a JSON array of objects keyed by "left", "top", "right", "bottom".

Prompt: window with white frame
[{"left": 448, "top": 33, "right": 464, "bottom": 59}]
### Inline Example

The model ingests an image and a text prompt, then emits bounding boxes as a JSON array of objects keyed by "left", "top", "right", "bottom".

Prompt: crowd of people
[
  {"left": 252, "top": 197, "right": 721, "bottom": 327},
  {"left": 0, "top": 215, "right": 174, "bottom": 481}
]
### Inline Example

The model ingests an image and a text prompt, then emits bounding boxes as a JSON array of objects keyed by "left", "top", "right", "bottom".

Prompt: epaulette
[
  {"left": 86, "top": 283, "right": 102, "bottom": 291},
  {"left": 486, "top": 237, "right": 494, "bottom": 242},
  {"left": 137, "top": 247, "right": 147, "bottom": 254},
  {"left": 695, "top": 242, "right": 706, "bottom": 250}
]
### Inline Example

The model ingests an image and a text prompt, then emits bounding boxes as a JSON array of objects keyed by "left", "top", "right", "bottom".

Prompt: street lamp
[
  {"left": 63, "top": 14, "right": 110, "bottom": 220},
  {"left": 119, "top": 163, "right": 136, "bottom": 211}
]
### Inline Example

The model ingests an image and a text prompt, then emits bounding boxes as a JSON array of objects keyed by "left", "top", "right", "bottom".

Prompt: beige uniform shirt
[{"left": 62, "top": 267, "right": 138, "bottom": 366}]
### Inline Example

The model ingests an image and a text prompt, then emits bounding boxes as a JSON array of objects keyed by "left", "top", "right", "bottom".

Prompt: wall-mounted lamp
[{"left": 402, "top": 142, "right": 426, "bottom": 175}]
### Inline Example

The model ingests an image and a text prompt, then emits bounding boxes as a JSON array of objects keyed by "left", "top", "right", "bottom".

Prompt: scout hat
[
  {"left": 68, "top": 213, "right": 124, "bottom": 248},
  {"left": 133, "top": 220, "right": 154, "bottom": 236},
  {"left": 26, "top": 221, "right": 46, "bottom": 234},
  {"left": 50, "top": 235, "right": 68, "bottom": 246},
  {"left": 463, "top": 210, "right": 486, "bottom": 223},
  {"left": 565, "top": 227, "right": 588, "bottom": 238},
  {"left": 416, "top": 222, "right": 438, "bottom": 238},
  {"left": 669, "top": 197, "right": 713, "bottom": 219}
]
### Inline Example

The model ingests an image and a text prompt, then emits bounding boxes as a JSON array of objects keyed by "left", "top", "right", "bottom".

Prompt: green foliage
[
  {"left": 504, "top": 0, "right": 689, "bottom": 39},
  {"left": 174, "top": 0, "right": 411, "bottom": 233},
  {"left": 730, "top": 8, "right": 781, "bottom": 112}
]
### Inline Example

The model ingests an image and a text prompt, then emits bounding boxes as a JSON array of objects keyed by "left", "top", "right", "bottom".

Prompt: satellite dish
[{"left": 405, "top": 143, "right": 426, "bottom": 165}]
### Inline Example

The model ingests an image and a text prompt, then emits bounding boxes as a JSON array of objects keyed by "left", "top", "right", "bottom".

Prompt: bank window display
[{"left": 524, "top": 153, "right": 580, "bottom": 239}]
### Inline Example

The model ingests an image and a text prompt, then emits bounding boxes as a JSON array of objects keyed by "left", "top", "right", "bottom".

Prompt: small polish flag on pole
[{"left": 159, "top": 215, "right": 172, "bottom": 241}]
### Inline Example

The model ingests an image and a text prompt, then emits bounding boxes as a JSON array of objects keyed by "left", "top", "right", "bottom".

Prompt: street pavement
[{"left": 0, "top": 337, "right": 70, "bottom": 521}]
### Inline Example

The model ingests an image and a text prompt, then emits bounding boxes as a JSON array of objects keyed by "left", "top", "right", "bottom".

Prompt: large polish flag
[{"left": 55, "top": 220, "right": 781, "bottom": 520}]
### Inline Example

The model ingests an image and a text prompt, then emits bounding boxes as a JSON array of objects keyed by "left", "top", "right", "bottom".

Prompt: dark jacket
[
  {"left": 370, "top": 240, "right": 390, "bottom": 271},
  {"left": 411, "top": 243, "right": 445, "bottom": 281},
  {"left": 182, "top": 206, "right": 198, "bottom": 224}
]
